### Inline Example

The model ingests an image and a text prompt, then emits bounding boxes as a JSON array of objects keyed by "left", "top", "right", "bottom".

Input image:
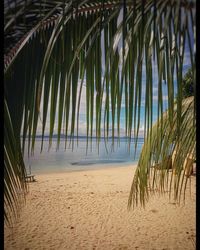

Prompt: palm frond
[
  {"left": 4, "top": 99, "right": 27, "bottom": 225},
  {"left": 128, "top": 96, "right": 196, "bottom": 209},
  {"left": 4, "top": 0, "right": 196, "bottom": 224}
]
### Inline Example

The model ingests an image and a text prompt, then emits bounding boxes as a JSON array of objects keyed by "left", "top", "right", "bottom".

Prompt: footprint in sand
[
  {"left": 150, "top": 209, "right": 158, "bottom": 213},
  {"left": 67, "top": 197, "right": 73, "bottom": 200},
  {"left": 169, "top": 202, "right": 177, "bottom": 205},
  {"left": 117, "top": 244, "right": 128, "bottom": 250}
]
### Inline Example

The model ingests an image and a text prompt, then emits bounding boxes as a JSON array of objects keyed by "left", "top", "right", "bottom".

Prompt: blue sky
[
  {"left": 35, "top": 10, "right": 194, "bottom": 138},
  {"left": 35, "top": 47, "right": 192, "bottom": 138}
]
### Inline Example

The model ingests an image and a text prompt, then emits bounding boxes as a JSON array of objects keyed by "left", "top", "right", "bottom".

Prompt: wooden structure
[{"left": 25, "top": 174, "right": 36, "bottom": 182}]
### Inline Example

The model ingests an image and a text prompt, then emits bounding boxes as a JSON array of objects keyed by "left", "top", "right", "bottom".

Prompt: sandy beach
[{"left": 4, "top": 165, "right": 196, "bottom": 250}]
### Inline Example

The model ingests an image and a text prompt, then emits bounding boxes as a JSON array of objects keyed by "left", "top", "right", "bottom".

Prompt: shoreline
[{"left": 29, "top": 161, "right": 137, "bottom": 175}]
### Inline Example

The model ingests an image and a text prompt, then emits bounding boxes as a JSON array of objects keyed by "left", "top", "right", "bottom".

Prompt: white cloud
[
  {"left": 34, "top": 38, "right": 192, "bottom": 137},
  {"left": 152, "top": 95, "right": 168, "bottom": 101}
]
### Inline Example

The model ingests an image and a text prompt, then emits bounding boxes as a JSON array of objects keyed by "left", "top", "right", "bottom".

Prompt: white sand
[{"left": 4, "top": 165, "right": 196, "bottom": 250}]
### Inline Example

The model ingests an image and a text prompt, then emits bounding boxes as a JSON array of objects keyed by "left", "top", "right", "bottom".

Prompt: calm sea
[{"left": 23, "top": 137, "right": 144, "bottom": 174}]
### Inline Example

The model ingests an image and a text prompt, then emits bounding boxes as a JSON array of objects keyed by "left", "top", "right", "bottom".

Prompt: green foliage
[
  {"left": 128, "top": 97, "right": 195, "bottom": 209},
  {"left": 4, "top": 1, "right": 196, "bottom": 225},
  {"left": 182, "top": 68, "right": 194, "bottom": 98}
]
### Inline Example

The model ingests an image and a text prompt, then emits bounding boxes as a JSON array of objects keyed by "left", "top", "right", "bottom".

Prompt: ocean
[{"left": 23, "top": 137, "right": 144, "bottom": 174}]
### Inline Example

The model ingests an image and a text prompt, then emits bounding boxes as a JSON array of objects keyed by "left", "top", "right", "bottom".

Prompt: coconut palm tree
[{"left": 4, "top": 0, "right": 196, "bottom": 225}]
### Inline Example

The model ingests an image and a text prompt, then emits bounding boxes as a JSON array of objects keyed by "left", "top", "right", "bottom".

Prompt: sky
[
  {"left": 34, "top": 9, "right": 194, "bottom": 138},
  {"left": 35, "top": 49, "right": 192, "bottom": 138}
]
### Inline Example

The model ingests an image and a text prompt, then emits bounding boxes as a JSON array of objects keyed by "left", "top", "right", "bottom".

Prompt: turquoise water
[{"left": 23, "top": 137, "right": 144, "bottom": 174}]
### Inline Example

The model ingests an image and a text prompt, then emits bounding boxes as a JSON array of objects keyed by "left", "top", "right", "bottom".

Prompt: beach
[{"left": 4, "top": 164, "right": 196, "bottom": 250}]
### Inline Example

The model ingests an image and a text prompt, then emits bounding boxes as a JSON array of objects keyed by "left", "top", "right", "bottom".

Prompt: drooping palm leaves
[
  {"left": 128, "top": 96, "right": 195, "bottom": 209},
  {"left": 4, "top": 99, "right": 27, "bottom": 226},
  {"left": 4, "top": 0, "right": 196, "bottom": 225}
]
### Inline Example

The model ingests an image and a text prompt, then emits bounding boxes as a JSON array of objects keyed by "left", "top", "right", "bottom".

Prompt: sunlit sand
[{"left": 5, "top": 164, "right": 196, "bottom": 250}]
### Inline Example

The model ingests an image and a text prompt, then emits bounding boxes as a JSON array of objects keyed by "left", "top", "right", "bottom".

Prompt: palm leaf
[
  {"left": 4, "top": 0, "right": 196, "bottom": 224},
  {"left": 128, "top": 96, "right": 195, "bottom": 209}
]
